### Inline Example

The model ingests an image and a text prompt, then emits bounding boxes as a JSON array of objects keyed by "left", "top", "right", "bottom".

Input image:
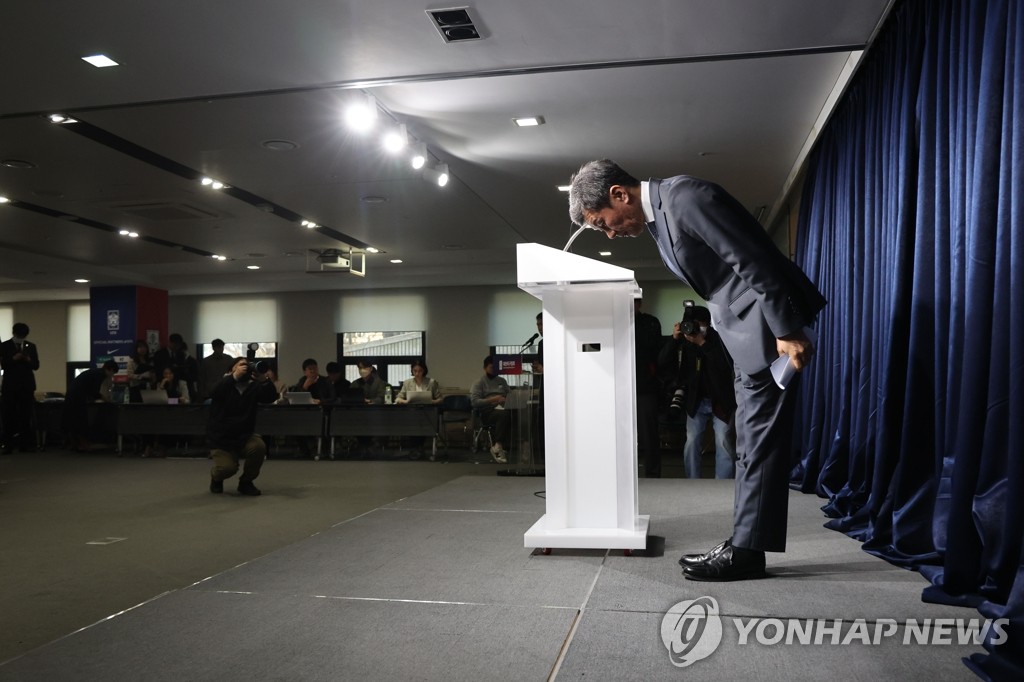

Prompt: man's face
[
  {"left": 304, "top": 365, "right": 319, "bottom": 379},
  {"left": 583, "top": 185, "right": 646, "bottom": 239}
]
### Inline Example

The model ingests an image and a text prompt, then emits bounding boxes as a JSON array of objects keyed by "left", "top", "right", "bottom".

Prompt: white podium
[{"left": 518, "top": 243, "right": 650, "bottom": 550}]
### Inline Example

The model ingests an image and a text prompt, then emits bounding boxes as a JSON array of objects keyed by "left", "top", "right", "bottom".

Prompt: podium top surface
[{"left": 517, "top": 243, "right": 638, "bottom": 294}]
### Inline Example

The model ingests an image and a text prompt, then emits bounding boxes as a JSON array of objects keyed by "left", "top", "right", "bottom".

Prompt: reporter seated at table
[
  {"left": 288, "top": 358, "right": 334, "bottom": 458},
  {"left": 157, "top": 366, "right": 191, "bottom": 404},
  {"left": 351, "top": 360, "right": 386, "bottom": 405},
  {"left": 290, "top": 358, "right": 335, "bottom": 405},
  {"left": 395, "top": 359, "right": 442, "bottom": 405},
  {"left": 325, "top": 361, "right": 351, "bottom": 396},
  {"left": 395, "top": 358, "right": 442, "bottom": 460},
  {"left": 470, "top": 355, "right": 511, "bottom": 464},
  {"left": 265, "top": 364, "right": 288, "bottom": 403}
]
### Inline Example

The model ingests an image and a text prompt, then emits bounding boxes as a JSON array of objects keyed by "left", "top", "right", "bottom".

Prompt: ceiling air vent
[
  {"left": 112, "top": 202, "right": 221, "bottom": 221},
  {"left": 426, "top": 7, "right": 482, "bottom": 43}
]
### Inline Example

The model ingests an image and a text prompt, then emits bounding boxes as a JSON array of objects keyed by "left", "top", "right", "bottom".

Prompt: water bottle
[{"left": 385, "top": 384, "right": 393, "bottom": 404}]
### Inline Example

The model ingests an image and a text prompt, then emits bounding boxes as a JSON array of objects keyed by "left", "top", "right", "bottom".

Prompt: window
[
  {"left": 198, "top": 341, "right": 278, "bottom": 377},
  {"left": 338, "top": 331, "right": 425, "bottom": 384}
]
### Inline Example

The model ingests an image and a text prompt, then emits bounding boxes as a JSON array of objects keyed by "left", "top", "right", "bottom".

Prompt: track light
[
  {"left": 301, "top": 220, "right": 318, "bottom": 229},
  {"left": 200, "top": 177, "right": 227, "bottom": 190},
  {"left": 49, "top": 113, "right": 77, "bottom": 124},
  {"left": 0, "top": 196, "right": 9, "bottom": 204},
  {"left": 344, "top": 93, "right": 378, "bottom": 133},
  {"left": 409, "top": 143, "right": 427, "bottom": 170},
  {"left": 382, "top": 124, "right": 408, "bottom": 153},
  {"left": 423, "top": 163, "right": 449, "bottom": 187}
]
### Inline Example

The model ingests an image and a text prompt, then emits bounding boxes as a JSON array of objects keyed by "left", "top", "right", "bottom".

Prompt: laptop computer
[
  {"left": 405, "top": 391, "right": 435, "bottom": 405},
  {"left": 284, "top": 391, "right": 314, "bottom": 405},
  {"left": 139, "top": 389, "right": 168, "bottom": 405}
]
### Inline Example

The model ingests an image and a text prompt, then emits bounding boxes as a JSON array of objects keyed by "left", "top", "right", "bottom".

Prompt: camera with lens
[
  {"left": 680, "top": 319, "right": 701, "bottom": 336},
  {"left": 245, "top": 342, "right": 267, "bottom": 376}
]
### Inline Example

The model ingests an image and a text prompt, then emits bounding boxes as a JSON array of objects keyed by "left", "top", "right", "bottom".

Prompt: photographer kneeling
[
  {"left": 208, "top": 357, "right": 279, "bottom": 496},
  {"left": 659, "top": 305, "right": 738, "bottom": 479}
]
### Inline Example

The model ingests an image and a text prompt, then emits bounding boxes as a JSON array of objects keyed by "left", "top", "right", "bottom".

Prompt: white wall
[{"left": 9, "top": 279, "right": 700, "bottom": 395}]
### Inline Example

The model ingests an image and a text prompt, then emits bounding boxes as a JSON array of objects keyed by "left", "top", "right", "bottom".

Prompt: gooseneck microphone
[{"left": 521, "top": 333, "right": 540, "bottom": 347}]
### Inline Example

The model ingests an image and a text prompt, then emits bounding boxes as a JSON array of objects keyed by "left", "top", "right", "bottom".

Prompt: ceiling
[{"left": 0, "top": 0, "right": 893, "bottom": 302}]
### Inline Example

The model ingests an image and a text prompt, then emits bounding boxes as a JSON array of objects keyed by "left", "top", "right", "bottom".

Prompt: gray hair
[{"left": 567, "top": 159, "right": 640, "bottom": 226}]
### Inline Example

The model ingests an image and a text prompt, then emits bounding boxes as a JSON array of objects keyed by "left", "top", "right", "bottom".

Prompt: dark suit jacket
[
  {"left": 647, "top": 176, "right": 826, "bottom": 374},
  {"left": 0, "top": 338, "right": 40, "bottom": 393}
]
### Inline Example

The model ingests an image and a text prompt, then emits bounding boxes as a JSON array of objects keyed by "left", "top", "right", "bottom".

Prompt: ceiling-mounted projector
[{"left": 306, "top": 248, "right": 365, "bottom": 276}]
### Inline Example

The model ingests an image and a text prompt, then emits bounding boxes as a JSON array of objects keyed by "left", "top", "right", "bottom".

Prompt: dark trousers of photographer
[{"left": 211, "top": 434, "right": 267, "bottom": 483}]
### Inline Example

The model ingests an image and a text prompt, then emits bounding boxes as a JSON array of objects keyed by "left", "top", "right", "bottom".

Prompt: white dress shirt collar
[{"left": 640, "top": 181, "right": 655, "bottom": 224}]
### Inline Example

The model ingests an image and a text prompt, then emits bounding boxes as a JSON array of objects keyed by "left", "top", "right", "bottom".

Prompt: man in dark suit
[
  {"left": 1, "top": 322, "right": 40, "bottom": 453},
  {"left": 568, "top": 159, "right": 826, "bottom": 581}
]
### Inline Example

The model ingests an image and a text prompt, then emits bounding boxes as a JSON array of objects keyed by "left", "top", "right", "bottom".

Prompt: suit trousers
[
  {"left": 210, "top": 434, "right": 267, "bottom": 483},
  {"left": 1, "top": 391, "right": 36, "bottom": 450},
  {"left": 731, "top": 368, "right": 800, "bottom": 553}
]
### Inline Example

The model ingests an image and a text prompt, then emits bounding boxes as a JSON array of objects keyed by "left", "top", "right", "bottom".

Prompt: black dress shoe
[
  {"left": 210, "top": 477, "right": 223, "bottom": 494},
  {"left": 237, "top": 479, "right": 261, "bottom": 496},
  {"left": 683, "top": 545, "right": 767, "bottom": 582},
  {"left": 678, "top": 539, "right": 731, "bottom": 567}
]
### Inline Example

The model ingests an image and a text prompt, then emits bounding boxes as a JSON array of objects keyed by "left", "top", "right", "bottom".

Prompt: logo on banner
[
  {"left": 494, "top": 355, "right": 521, "bottom": 375},
  {"left": 107, "top": 309, "right": 120, "bottom": 331}
]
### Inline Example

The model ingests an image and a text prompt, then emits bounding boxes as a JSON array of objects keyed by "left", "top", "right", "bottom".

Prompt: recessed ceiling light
[
  {"left": 261, "top": 139, "right": 298, "bottom": 151},
  {"left": 513, "top": 116, "right": 545, "bottom": 127},
  {"left": 48, "top": 114, "right": 77, "bottom": 124},
  {"left": 557, "top": 185, "right": 571, "bottom": 192},
  {"left": 366, "top": 247, "right": 380, "bottom": 254},
  {"left": 441, "top": 244, "right": 464, "bottom": 251},
  {"left": 247, "top": 265, "right": 260, "bottom": 270},
  {"left": 0, "top": 196, "right": 9, "bottom": 204},
  {"left": 599, "top": 251, "right": 612, "bottom": 257},
  {"left": 75, "top": 278, "right": 90, "bottom": 283},
  {"left": 2, "top": 159, "right": 35, "bottom": 169},
  {"left": 361, "top": 196, "right": 387, "bottom": 204},
  {"left": 390, "top": 259, "right": 403, "bottom": 264},
  {"left": 82, "top": 54, "right": 119, "bottom": 68}
]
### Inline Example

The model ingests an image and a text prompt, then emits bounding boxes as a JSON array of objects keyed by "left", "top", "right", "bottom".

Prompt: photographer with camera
[
  {"left": 207, "top": 356, "right": 279, "bottom": 496},
  {"left": 659, "top": 304, "right": 737, "bottom": 479}
]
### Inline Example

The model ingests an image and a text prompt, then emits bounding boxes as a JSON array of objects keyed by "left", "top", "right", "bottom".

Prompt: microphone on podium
[{"left": 521, "top": 333, "right": 540, "bottom": 347}]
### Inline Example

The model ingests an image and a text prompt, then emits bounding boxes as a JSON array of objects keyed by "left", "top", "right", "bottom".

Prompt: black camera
[
  {"left": 680, "top": 319, "right": 701, "bottom": 336},
  {"left": 246, "top": 342, "right": 267, "bottom": 375}
]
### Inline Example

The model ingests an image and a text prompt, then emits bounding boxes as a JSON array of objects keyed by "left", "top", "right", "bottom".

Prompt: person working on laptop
[
  {"left": 395, "top": 359, "right": 442, "bottom": 459},
  {"left": 395, "top": 359, "right": 442, "bottom": 405},
  {"left": 290, "top": 358, "right": 335, "bottom": 405},
  {"left": 208, "top": 356, "right": 279, "bottom": 496}
]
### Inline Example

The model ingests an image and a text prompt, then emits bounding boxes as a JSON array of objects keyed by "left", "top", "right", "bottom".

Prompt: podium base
[{"left": 524, "top": 514, "right": 650, "bottom": 550}]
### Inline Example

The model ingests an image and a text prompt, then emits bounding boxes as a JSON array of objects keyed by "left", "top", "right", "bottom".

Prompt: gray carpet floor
[{"left": 0, "top": 454, "right": 982, "bottom": 681}]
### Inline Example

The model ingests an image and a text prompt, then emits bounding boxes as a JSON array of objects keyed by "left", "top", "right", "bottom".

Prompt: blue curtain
[{"left": 793, "top": 0, "right": 1023, "bottom": 678}]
